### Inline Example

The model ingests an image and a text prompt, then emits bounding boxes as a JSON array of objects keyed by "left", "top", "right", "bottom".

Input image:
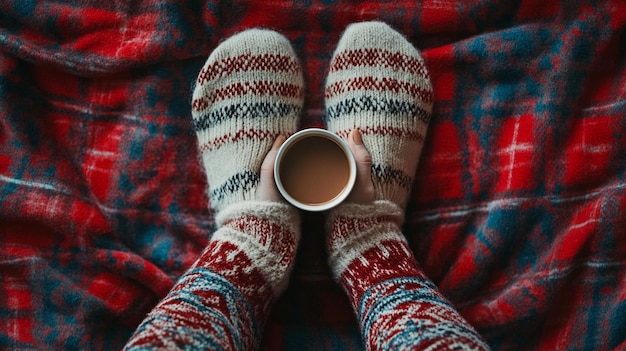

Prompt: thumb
[
  {"left": 258, "top": 135, "right": 286, "bottom": 202},
  {"left": 347, "top": 129, "right": 375, "bottom": 204}
]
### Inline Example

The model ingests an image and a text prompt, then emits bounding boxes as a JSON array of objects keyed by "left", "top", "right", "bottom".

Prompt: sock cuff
[
  {"left": 327, "top": 200, "right": 407, "bottom": 279},
  {"left": 216, "top": 200, "right": 300, "bottom": 229},
  {"left": 213, "top": 201, "right": 301, "bottom": 296}
]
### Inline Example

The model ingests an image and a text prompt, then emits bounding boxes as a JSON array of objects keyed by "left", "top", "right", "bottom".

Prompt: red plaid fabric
[{"left": 1, "top": 1, "right": 625, "bottom": 350}]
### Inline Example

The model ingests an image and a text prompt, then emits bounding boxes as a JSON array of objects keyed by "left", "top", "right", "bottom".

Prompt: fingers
[
  {"left": 258, "top": 135, "right": 286, "bottom": 202},
  {"left": 349, "top": 129, "right": 372, "bottom": 169},
  {"left": 262, "top": 135, "right": 286, "bottom": 172},
  {"left": 259, "top": 131, "right": 375, "bottom": 205},
  {"left": 347, "top": 130, "right": 375, "bottom": 204}
]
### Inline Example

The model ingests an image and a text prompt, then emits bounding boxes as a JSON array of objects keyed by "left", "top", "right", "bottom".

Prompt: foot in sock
[
  {"left": 125, "top": 29, "right": 304, "bottom": 351},
  {"left": 325, "top": 21, "right": 433, "bottom": 210},
  {"left": 191, "top": 27, "right": 304, "bottom": 297},
  {"left": 325, "top": 22, "right": 490, "bottom": 351},
  {"left": 192, "top": 28, "right": 305, "bottom": 214}
]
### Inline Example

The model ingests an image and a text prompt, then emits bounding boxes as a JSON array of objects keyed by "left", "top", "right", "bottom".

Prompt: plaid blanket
[{"left": 1, "top": 1, "right": 625, "bottom": 350}]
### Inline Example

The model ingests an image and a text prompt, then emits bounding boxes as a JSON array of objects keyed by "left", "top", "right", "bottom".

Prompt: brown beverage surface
[{"left": 279, "top": 136, "right": 350, "bottom": 205}]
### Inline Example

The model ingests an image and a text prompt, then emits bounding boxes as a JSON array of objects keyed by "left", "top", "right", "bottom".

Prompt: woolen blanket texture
[{"left": 1, "top": 1, "right": 625, "bottom": 350}]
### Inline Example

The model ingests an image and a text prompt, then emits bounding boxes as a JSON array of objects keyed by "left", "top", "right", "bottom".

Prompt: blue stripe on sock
[
  {"left": 371, "top": 164, "right": 413, "bottom": 189},
  {"left": 192, "top": 102, "right": 300, "bottom": 132},
  {"left": 210, "top": 170, "right": 260, "bottom": 203},
  {"left": 325, "top": 96, "right": 431, "bottom": 125}
]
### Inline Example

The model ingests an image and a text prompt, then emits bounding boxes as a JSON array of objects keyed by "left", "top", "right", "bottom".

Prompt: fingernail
[
  {"left": 273, "top": 135, "right": 286, "bottom": 149},
  {"left": 352, "top": 129, "right": 363, "bottom": 145}
]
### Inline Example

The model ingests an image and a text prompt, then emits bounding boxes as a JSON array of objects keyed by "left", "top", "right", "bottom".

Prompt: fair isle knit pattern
[
  {"left": 192, "top": 28, "right": 304, "bottom": 213},
  {"left": 325, "top": 22, "right": 487, "bottom": 350},
  {"left": 124, "top": 30, "right": 304, "bottom": 350},
  {"left": 328, "top": 202, "right": 490, "bottom": 351},
  {"left": 325, "top": 21, "right": 434, "bottom": 209},
  {"left": 124, "top": 269, "right": 258, "bottom": 351},
  {"left": 124, "top": 202, "right": 301, "bottom": 351}
]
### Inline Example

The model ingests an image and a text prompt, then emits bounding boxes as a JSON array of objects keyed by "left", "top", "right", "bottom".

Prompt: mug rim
[{"left": 274, "top": 128, "right": 356, "bottom": 212}]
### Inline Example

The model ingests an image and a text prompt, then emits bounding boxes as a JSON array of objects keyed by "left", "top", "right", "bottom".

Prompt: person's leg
[
  {"left": 325, "top": 21, "right": 490, "bottom": 350},
  {"left": 193, "top": 29, "right": 304, "bottom": 212},
  {"left": 125, "top": 29, "right": 304, "bottom": 351}
]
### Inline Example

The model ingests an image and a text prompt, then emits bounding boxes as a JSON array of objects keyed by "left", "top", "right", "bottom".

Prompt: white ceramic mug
[{"left": 274, "top": 128, "right": 356, "bottom": 211}]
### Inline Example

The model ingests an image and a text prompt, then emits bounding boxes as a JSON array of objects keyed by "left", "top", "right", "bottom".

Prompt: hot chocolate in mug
[{"left": 274, "top": 128, "right": 356, "bottom": 211}]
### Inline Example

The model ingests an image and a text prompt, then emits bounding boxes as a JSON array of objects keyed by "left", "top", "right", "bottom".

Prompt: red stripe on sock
[
  {"left": 192, "top": 97, "right": 210, "bottom": 111},
  {"left": 199, "top": 129, "right": 281, "bottom": 152},
  {"left": 192, "top": 81, "right": 303, "bottom": 112},
  {"left": 198, "top": 53, "right": 300, "bottom": 85},
  {"left": 325, "top": 76, "right": 433, "bottom": 104},
  {"left": 329, "top": 48, "right": 429, "bottom": 76}
]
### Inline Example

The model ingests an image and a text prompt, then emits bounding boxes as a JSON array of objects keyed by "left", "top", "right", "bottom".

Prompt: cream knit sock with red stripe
[
  {"left": 192, "top": 28, "right": 304, "bottom": 214},
  {"left": 192, "top": 27, "right": 304, "bottom": 294},
  {"left": 325, "top": 22, "right": 490, "bottom": 350},
  {"left": 124, "top": 30, "right": 305, "bottom": 351},
  {"left": 325, "top": 21, "right": 433, "bottom": 210},
  {"left": 325, "top": 21, "right": 433, "bottom": 279},
  {"left": 191, "top": 28, "right": 304, "bottom": 294},
  {"left": 325, "top": 18, "right": 433, "bottom": 300}
]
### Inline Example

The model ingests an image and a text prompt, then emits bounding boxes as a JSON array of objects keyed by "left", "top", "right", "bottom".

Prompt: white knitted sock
[
  {"left": 192, "top": 28, "right": 304, "bottom": 213},
  {"left": 322, "top": 24, "right": 489, "bottom": 351},
  {"left": 325, "top": 21, "right": 433, "bottom": 209}
]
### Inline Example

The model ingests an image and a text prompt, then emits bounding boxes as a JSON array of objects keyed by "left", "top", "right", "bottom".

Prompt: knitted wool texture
[
  {"left": 192, "top": 28, "right": 304, "bottom": 213},
  {"left": 328, "top": 201, "right": 490, "bottom": 351},
  {"left": 325, "top": 20, "right": 432, "bottom": 280},
  {"left": 191, "top": 26, "right": 302, "bottom": 319},
  {"left": 124, "top": 29, "right": 304, "bottom": 351},
  {"left": 325, "top": 21, "right": 433, "bottom": 209},
  {"left": 125, "top": 202, "right": 301, "bottom": 350},
  {"left": 190, "top": 27, "right": 304, "bottom": 296},
  {"left": 326, "top": 22, "right": 490, "bottom": 350}
]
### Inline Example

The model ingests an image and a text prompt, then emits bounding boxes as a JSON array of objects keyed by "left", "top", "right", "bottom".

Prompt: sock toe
[
  {"left": 325, "top": 21, "right": 433, "bottom": 208},
  {"left": 193, "top": 29, "right": 304, "bottom": 213}
]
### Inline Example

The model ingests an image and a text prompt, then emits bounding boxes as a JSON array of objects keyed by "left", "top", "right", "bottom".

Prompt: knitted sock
[
  {"left": 325, "top": 21, "right": 433, "bottom": 210},
  {"left": 192, "top": 28, "right": 304, "bottom": 213},
  {"left": 327, "top": 202, "right": 490, "bottom": 351},
  {"left": 325, "top": 20, "right": 433, "bottom": 279},
  {"left": 325, "top": 22, "right": 489, "bottom": 350},
  {"left": 191, "top": 25, "right": 303, "bottom": 324},
  {"left": 123, "top": 29, "right": 305, "bottom": 351},
  {"left": 125, "top": 202, "right": 301, "bottom": 351},
  {"left": 191, "top": 24, "right": 303, "bottom": 303}
]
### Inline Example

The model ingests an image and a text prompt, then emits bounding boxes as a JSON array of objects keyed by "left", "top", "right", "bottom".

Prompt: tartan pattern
[{"left": 1, "top": 1, "right": 625, "bottom": 350}]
